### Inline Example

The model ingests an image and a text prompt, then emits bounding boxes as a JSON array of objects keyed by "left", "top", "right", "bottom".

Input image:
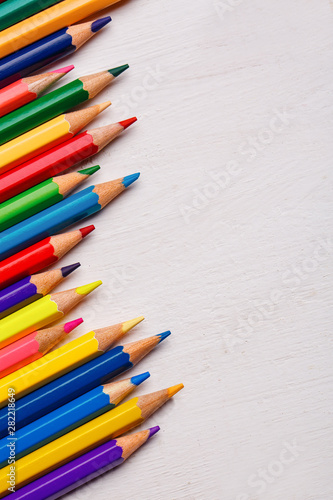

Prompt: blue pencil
[
  {"left": 0, "top": 333, "right": 170, "bottom": 437},
  {"left": 0, "top": 373, "right": 149, "bottom": 467},
  {"left": 0, "top": 18, "right": 111, "bottom": 88},
  {"left": 0, "top": 174, "right": 140, "bottom": 261}
]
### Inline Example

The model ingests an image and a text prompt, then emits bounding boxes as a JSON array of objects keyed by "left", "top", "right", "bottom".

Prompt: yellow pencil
[
  {"left": 0, "top": 385, "right": 184, "bottom": 495},
  {"left": 0, "top": 102, "right": 110, "bottom": 175},
  {"left": 0, "top": 317, "right": 144, "bottom": 407},
  {"left": 0, "top": 0, "right": 123, "bottom": 58},
  {"left": 0, "top": 281, "right": 101, "bottom": 349}
]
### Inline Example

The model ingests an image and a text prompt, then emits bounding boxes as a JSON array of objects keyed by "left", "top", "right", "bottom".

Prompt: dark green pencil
[{"left": 0, "top": 65, "right": 128, "bottom": 145}]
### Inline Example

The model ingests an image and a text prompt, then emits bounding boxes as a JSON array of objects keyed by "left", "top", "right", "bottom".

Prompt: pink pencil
[{"left": 0, "top": 319, "right": 83, "bottom": 378}]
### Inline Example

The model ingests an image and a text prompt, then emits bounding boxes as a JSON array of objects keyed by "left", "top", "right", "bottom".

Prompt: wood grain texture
[{"left": 44, "top": 1, "right": 333, "bottom": 499}]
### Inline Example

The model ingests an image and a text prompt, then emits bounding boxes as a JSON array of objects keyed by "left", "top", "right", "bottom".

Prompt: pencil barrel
[
  {"left": 0, "top": 29, "right": 75, "bottom": 87},
  {"left": 0, "top": 80, "right": 88, "bottom": 145},
  {"left": 0, "top": 181, "right": 62, "bottom": 232}
]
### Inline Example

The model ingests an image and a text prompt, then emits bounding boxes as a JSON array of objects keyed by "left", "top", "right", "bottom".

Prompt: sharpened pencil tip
[
  {"left": 131, "top": 372, "right": 150, "bottom": 386},
  {"left": 167, "top": 383, "right": 184, "bottom": 398},
  {"left": 148, "top": 426, "right": 160, "bottom": 439},
  {"left": 122, "top": 173, "right": 140, "bottom": 188},
  {"left": 79, "top": 225, "right": 95, "bottom": 238},
  {"left": 157, "top": 331, "right": 171, "bottom": 343},
  {"left": 64, "top": 317, "right": 84, "bottom": 333},
  {"left": 119, "top": 117, "right": 137, "bottom": 130},
  {"left": 108, "top": 64, "right": 129, "bottom": 77},
  {"left": 98, "top": 101, "right": 112, "bottom": 112},
  {"left": 91, "top": 16, "right": 112, "bottom": 32},
  {"left": 78, "top": 165, "right": 100, "bottom": 176},
  {"left": 122, "top": 316, "right": 144, "bottom": 334},
  {"left": 52, "top": 65, "right": 74, "bottom": 74},
  {"left": 76, "top": 280, "right": 102, "bottom": 295},
  {"left": 61, "top": 262, "right": 81, "bottom": 277}
]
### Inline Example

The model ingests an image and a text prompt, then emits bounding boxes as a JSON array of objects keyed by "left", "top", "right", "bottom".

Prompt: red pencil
[
  {"left": 0, "top": 66, "right": 73, "bottom": 118},
  {"left": 0, "top": 318, "right": 83, "bottom": 379},
  {"left": 0, "top": 118, "right": 137, "bottom": 203},
  {"left": 0, "top": 226, "right": 94, "bottom": 290}
]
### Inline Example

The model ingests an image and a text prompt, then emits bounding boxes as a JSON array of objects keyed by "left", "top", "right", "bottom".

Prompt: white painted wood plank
[{"left": 43, "top": 1, "right": 333, "bottom": 498}]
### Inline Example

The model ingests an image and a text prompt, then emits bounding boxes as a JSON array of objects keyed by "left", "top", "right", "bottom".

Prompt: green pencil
[
  {"left": 0, "top": 65, "right": 128, "bottom": 146},
  {"left": 0, "top": 0, "right": 62, "bottom": 31},
  {"left": 0, "top": 166, "right": 100, "bottom": 232}
]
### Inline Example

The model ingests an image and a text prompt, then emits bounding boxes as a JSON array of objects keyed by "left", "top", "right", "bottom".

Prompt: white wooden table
[{"left": 48, "top": 1, "right": 333, "bottom": 498}]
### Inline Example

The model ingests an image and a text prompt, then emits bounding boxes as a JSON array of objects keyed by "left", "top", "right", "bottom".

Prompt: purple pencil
[
  {"left": 0, "top": 263, "right": 80, "bottom": 320},
  {"left": 9, "top": 426, "right": 160, "bottom": 499}
]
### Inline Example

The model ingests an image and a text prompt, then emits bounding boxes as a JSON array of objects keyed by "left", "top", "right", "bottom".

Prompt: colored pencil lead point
[
  {"left": 122, "top": 316, "right": 145, "bottom": 334},
  {"left": 64, "top": 318, "right": 84, "bottom": 334},
  {"left": 52, "top": 65, "right": 74, "bottom": 74},
  {"left": 79, "top": 225, "right": 95, "bottom": 238},
  {"left": 131, "top": 372, "right": 150, "bottom": 386},
  {"left": 78, "top": 165, "right": 100, "bottom": 176},
  {"left": 119, "top": 117, "right": 137, "bottom": 130},
  {"left": 167, "top": 383, "right": 184, "bottom": 398},
  {"left": 149, "top": 426, "right": 160, "bottom": 438},
  {"left": 91, "top": 16, "right": 112, "bottom": 32},
  {"left": 98, "top": 101, "right": 112, "bottom": 112},
  {"left": 108, "top": 64, "right": 129, "bottom": 77},
  {"left": 122, "top": 172, "right": 140, "bottom": 188},
  {"left": 157, "top": 330, "right": 171, "bottom": 343},
  {"left": 76, "top": 280, "right": 102, "bottom": 296},
  {"left": 61, "top": 262, "right": 81, "bottom": 277}
]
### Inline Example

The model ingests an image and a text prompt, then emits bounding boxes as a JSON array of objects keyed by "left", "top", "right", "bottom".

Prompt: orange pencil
[{"left": 0, "top": 319, "right": 83, "bottom": 378}]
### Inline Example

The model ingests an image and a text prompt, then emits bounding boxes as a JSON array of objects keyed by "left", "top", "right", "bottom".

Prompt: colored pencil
[
  {"left": 0, "top": 373, "right": 150, "bottom": 466},
  {"left": 0, "top": 384, "right": 183, "bottom": 493},
  {"left": 0, "top": 166, "right": 100, "bottom": 232},
  {"left": 0, "top": 331, "right": 169, "bottom": 434},
  {"left": 0, "top": 0, "right": 63, "bottom": 31},
  {"left": 0, "top": 280, "right": 101, "bottom": 351},
  {"left": 0, "top": 173, "right": 140, "bottom": 260},
  {"left": 0, "top": 0, "right": 122, "bottom": 58},
  {"left": 8, "top": 427, "right": 159, "bottom": 500},
  {"left": 0, "top": 65, "right": 128, "bottom": 146},
  {"left": 0, "top": 226, "right": 94, "bottom": 290},
  {"left": 0, "top": 102, "right": 110, "bottom": 175},
  {"left": 0, "top": 316, "right": 144, "bottom": 413},
  {"left": 0, "top": 66, "right": 73, "bottom": 118},
  {"left": 0, "top": 263, "right": 80, "bottom": 320},
  {"left": 0, "top": 17, "right": 111, "bottom": 88},
  {"left": 0, "top": 118, "right": 137, "bottom": 202},
  {"left": 0, "top": 318, "right": 83, "bottom": 379}
]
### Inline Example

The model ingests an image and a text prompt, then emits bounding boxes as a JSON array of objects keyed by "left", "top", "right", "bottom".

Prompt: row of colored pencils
[
  {"left": 0, "top": 0, "right": 182, "bottom": 498},
  {"left": 0, "top": 319, "right": 183, "bottom": 497}
]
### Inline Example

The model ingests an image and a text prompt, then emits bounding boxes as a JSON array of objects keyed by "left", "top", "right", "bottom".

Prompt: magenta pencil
[{"left": 0, "top": 319, "right": 83, "bottom": 379}]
